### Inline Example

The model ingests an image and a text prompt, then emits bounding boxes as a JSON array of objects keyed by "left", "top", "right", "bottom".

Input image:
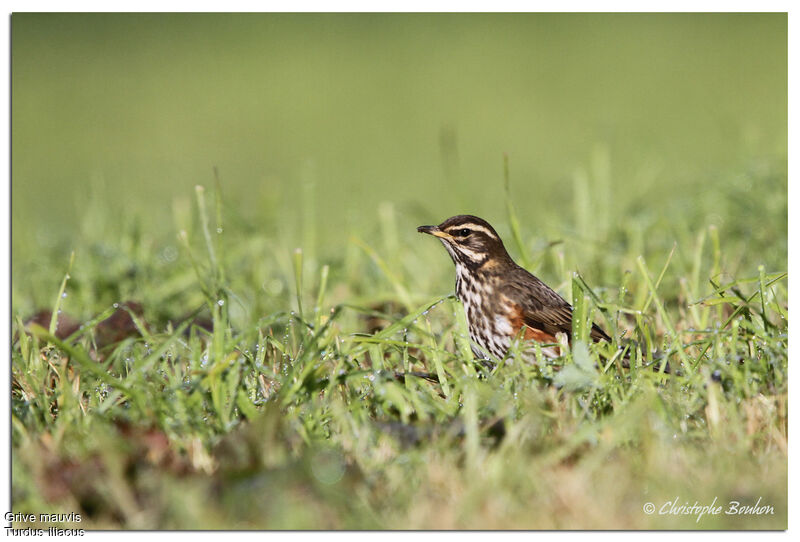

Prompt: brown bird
[{"left": 417, "top": 215, "right": 612, "bottom": 362}]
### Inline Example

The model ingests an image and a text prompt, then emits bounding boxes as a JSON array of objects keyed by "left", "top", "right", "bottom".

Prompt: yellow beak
[{"left": 417, "top": 225, "right": 452, "bottom": 239}]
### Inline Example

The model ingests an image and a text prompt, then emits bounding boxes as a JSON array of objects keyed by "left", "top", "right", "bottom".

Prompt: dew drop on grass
[
  {"left": 217, "top": 299, "right": 225, "bottom": 306},
  {"left": 61, "top": 292, "right": 67, "bottom": 298}
]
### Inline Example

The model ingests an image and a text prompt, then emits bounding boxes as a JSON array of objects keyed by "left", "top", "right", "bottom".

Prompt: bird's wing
[{"left": 501, "top": 268, "right": 611, "bottom": 343}]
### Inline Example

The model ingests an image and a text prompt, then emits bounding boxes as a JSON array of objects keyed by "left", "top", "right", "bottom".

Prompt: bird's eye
[{"left": 458, "top": 229, "right": 472, "bottom": 237}]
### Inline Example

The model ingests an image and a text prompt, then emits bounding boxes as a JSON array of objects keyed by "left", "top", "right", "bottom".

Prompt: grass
[
  {"left": 10, "top": 158, "right": 787, "bottom": 529},
  {"left": 9, "top": 13, "right": 786, "bottom": 530}
]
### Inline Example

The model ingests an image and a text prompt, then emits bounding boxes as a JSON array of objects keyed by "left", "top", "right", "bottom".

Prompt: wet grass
[{"left": 10, "top": 159, "right": 787, "bottom": 529}]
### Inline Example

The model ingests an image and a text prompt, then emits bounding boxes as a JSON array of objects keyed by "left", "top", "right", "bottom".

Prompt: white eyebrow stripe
[{"left": 446, "top": 223, "right": 498, "bottom": 240}]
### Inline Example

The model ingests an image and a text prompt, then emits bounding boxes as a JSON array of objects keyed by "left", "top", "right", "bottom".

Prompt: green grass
[
  {"left": 11, "top": 165, "right": 787, "bottom": 529},
  {"left": 10, "top": 13, "right": 787, "bottom": 530}
]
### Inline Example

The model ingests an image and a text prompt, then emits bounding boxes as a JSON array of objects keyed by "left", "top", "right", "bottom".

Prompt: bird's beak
[{"left": 417, "top": 225, "right": 452, "bottom": 239}]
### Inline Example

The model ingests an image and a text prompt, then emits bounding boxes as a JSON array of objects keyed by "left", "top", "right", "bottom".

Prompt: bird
[{"left": 417, "top": 214, "right": 613, "bottom": 363}]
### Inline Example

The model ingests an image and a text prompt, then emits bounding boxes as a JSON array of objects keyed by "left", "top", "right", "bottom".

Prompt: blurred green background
[{"left": 12, "top": 12, "right": 786, "bottom": 312}]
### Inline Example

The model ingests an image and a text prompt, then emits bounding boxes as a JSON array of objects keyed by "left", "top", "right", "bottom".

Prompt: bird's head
[{"left": 417, "top": 215, "right": 510, "bottom": 269}]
